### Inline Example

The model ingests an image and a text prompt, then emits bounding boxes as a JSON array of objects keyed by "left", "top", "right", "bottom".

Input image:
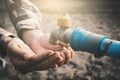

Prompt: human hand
[
  {"left": 21, "top": 29, "right": 74, "bottom": 65},
  {"left": 7, "top": 38, "right": 63, "bottom": 73},
  {"left": 56, "top": 41, "right": 74, "bottom": 64}
]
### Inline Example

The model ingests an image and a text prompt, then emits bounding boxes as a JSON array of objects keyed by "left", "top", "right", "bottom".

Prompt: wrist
[
  {"left": 20, "top": 29, "right": 44, "bottom": 44},
  {"left": 0, "top": 35, "right": 15, "bottom": 57},
  {"left": 20, "top": 29, "right": 43, "bottom": 38}
]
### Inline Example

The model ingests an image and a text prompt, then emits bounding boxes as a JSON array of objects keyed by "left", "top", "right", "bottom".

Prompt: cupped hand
[
  {"left": 21, "top": 29, "right": 74, "bottom": 65},
  {"left": 7, "top": 38, "right": 63, "bottom": 73}
]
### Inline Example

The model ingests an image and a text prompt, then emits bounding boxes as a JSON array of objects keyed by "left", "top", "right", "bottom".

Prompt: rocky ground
[{"left": 0, "top": 0, "right": 120, "bottom": 80}]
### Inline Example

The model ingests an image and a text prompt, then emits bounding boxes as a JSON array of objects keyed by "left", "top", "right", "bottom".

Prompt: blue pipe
[{"left": 70, "top": 28, "right": 120, "bottom": 59}]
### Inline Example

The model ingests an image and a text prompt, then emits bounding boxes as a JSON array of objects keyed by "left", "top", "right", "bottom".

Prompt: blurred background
[
  {"left": 0, "top": 0, "right": 120, "bottom": 80},
  {"left": 32, "top": 0, "right": 120, "bottom": 13}
]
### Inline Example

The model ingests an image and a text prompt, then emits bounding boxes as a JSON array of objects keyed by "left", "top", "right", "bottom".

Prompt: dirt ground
[{"left": 0, "top": 0, "right": 120, "bottom": 80}]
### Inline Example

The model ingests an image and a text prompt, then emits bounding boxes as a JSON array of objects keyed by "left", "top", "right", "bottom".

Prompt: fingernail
[
  {"left": 57, "top": 56, "right": 63, "bottom": 62},
  {"left": 49, "top": 51, "right": 55, "bottom": 55},
  {"left": 63, "top": 47, "right": 66, "bottom": 50},
  {"left": 55, "top": 51, "right": 60, "bottom": 55}
]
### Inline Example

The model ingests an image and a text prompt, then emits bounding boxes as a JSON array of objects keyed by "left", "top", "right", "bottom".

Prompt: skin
[
  {"left": 21, "top": 29, "right": 74, "bottom": 65},
  {"left": 3, "top": 29, "right": 74, "bottom": 74},
  {"left": 4, "top": 0, "right": 74, "bottom": 73},
  {"left": 7, "top": 38, "right": 63, "bottom": 73}
]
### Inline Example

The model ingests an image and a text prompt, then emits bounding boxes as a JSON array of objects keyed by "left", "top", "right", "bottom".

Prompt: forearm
[{"left": 5, "top": 0, "right": 42, "bottom": 37}]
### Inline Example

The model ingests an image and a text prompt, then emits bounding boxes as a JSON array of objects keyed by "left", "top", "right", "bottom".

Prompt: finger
[
  {"left": 63, "top": 47, "right": 71, "bottom": 64},
  {"left": 68, "top": 47, "right": 75, "bottom": 58},
  {"left": 20, "top": 50, "right": 56, "bottom": 69},
  {"left": 28, "top": 40, "right": 57, "bottom": 62},
  {"left": 56, "top": 41, "right": 69, "bottom": 47},
  {"left": 55, "top": 51, "right": 65, "bottom": 66},
  {"left": 43, "top": 52, "right": 63, "bottom": 69},
  {"left": 51, "top": 64, "right": 58, "bottom": 69},
  {"left": 30, "top": 50, "right": 55, "bottom": 63},
  {"left": 24, "top": 53, "right": 63, "bottom": 72},
  {"left": 47, "top": 44, "right": 62, "bottom": 51},
  {"left": 7, "top": 39, "right": 55, "bottom": 68},
  {"left": 10, "top": 50, "right": 56, "bottom": 73}
]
